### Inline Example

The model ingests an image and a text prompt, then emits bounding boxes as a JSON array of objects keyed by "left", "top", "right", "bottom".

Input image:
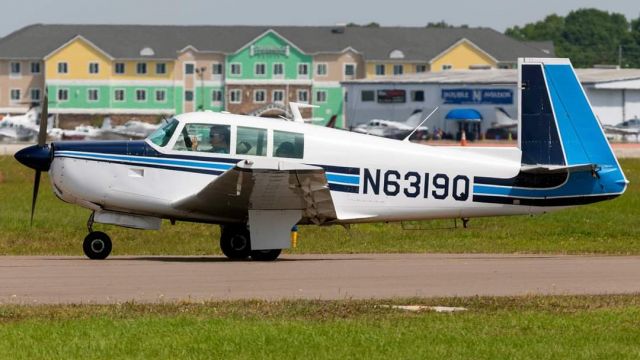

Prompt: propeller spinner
[{"left": 14, "top": 91, "right": 53, "bottom": 224}]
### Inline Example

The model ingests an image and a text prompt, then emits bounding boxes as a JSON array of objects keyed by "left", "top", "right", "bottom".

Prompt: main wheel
[
  {"left": 83, "top": 231, "right": 112, "bottom": 260},
  {"left": 220, "top": 225, "right": 251, "bottom": 260},
  {"left": 250, "top": 249, "right": 281, "bottom": 261}
]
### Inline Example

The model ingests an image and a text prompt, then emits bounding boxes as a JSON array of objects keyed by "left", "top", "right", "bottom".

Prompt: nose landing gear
[
  {"left": 83, "top": 231, "right": 112, "bottom": 260},
  {"left": 83, "top": 212, "right": 112, "bottom": 260}
]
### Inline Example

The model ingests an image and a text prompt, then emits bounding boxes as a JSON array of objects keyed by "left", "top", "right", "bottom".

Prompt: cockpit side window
[
  {"left": 236, "top": 126, "right": 267, "bottom": 156},
  {"left": 273, "top": 130, "right": 304, "bottom": 159},
  {"left": 147, "top": 118, "right": 179, "bottom": 147},
  {"left": 174, "top": 123, "right": 231, "bottom": 154}
]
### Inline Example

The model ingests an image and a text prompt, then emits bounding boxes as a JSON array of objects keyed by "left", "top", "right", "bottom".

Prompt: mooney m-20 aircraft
[{"left": 15, "top": 58, "right": 628, "bottom": 261}]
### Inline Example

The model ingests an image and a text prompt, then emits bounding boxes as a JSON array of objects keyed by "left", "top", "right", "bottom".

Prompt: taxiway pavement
[{"left": 1, "top": 254, "right": 639, "bottom": 304}]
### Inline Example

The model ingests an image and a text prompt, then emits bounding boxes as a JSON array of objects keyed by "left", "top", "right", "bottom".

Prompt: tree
[{"left": 505, "top": 9, "right": 640, "bottom": 68}]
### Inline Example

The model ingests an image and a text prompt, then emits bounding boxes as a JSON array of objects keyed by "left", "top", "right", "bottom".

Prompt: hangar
[{"left": 342, "top": 67, "right": 640, "bottom": 136}]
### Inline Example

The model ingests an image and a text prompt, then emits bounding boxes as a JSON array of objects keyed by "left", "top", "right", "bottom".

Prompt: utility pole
[
  {"left": 195, "top": 66, "right": 207, "bottom": 111},
  {"left": 618, "top": 45, "right": 622, "bottom": 68}
]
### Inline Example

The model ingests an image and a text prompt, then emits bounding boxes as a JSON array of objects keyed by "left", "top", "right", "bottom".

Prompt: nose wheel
[{"left": 83, "top": 231, "right": 112, "bottom": 260}]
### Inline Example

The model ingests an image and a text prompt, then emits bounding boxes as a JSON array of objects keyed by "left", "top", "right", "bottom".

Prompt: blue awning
[{"left": 445, "top": 109, "right": 483, "bottom": 122}]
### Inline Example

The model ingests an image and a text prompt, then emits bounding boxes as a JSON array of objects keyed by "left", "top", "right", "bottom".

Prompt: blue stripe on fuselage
[{"left": 53, "top": 142, "right": 361, "bottom": 193}]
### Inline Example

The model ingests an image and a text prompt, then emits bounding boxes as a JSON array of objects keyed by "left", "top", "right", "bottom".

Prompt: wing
[{"left": 172, "top": 158, "right": 337, "bottom": 224}]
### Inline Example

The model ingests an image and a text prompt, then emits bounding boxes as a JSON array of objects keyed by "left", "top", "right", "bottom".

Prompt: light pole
[{"left": 195, "top": 66, "right": 207, "bottom": 111}]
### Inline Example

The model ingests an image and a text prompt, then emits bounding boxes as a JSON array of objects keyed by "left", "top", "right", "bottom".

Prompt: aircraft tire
[
  {"left": 83, "top": 231, "right": 112, "bottom": 260},
  {"left": 250, "top": 249, "right": 281, "bottom": 261},
  {"left": 220, "top": 225, "right": 251, "bottom": 260}
]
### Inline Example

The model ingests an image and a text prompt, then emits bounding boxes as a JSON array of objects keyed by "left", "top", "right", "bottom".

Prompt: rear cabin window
[
  {"left": 147, "top": 118, "right": 179, "bottom": 147},
  {"left": 273, "top": 130, "right": 304, "bottom": 159},
  {"left": 173, "top": 123, "right": 231, "bottom": 154},
  {"left": 236, "top": 126, "right": 267, "bottom": 156}
]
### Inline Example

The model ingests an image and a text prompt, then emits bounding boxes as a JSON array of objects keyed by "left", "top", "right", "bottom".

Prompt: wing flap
[{"left": 173, "top": 159, "right": 338, "bottom": 224}]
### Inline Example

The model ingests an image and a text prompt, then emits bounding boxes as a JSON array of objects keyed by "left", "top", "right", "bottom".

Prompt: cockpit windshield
[{"left": 147, "top": 118, "right": 179, "bottom": 147}]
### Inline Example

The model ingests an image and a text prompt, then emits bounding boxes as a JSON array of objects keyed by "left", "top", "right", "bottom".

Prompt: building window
[
  {"left": 344, "top": 64, "right": 355, "bottom": 77},
  {"left": 115, "top": 63, "right": 125, "bottom": 74},
  {"left": 316, "top": 63, "right": 327, "bottom": 76},
  {"left": 416, "top": 64, "right": 427, "bottom": 73},
  {"left": 375, "top": 64, "right": 385, "bottom": 76},
  {"left": 57, "top": 89, "right": 68, "bottom": 102},
  {"left": 30, "top": 62, "right": 41, "bottom": 74},
  {"left": 361, "top": 90, "right": 375, "bottom": 102},
  {"left": 184, "top": 63, "right": 194, "bottom": 75},
  {"left": 273, "top": 63, "right": 284, "bottom": 77},
  {"left": 297, "top": 90, "right": 309, "bottom": 103},
  {"left": 393, "top": 64, "right": 403, "bottom": 75},
  {"left": 87, "top": 89, "right": 99, "bottom": 102},
  {"left": 10, "top": 62, "right": 20, "bottom": 76},
  {"left": 316, "top": 90, "right": 327, "bottom": 103},
  {"left": 137, "top": 63, "right": 147, "bottom": 74},
  {"left": 229, "top": 89, "right": 242, "bottom": 103},
  {"left": 185, "top": 90, "right": 194, "bottom": 102},
  {"left": 30, "top": 88, "right": 40, "bottom": 101},
  {"left": 255, "top": 63, "right": 266, "bottom": 76},
  {"left": 411, "top": 90, "right": 425, "bottom": 102},
  {"left": 136, "top": 89, "right": 147, "bottom": 101},
  {"left": 273, "top": 90, "right": 284, "bottom": 103},
  {"left": 58, "top": 62, "right": 68, "bottom": 74},
  {"left": 298, "top": 63, "right": 309, "bottom": 77},
  {"left": 89, "top": 62, "right": 99, "bottom": 74},
  {"left": 230, "top": 63, "right": 241, "bottom": 75},
  {"left": 156, "top": 89, "right": 166, "bottom": 102},
  {"left": 212, "top": 63, "right": 223, "bottom": 75},
  {"left": 10, "top": 89, "right": 20, "bottom": 101},
  {"left": 114, "top": 89, "right": 125, "bottom": 102},
  {"left": 156, "top": 63, "right": 166, "bottom": 74},
  {"left": 442, "top": 64, "right": 452, "bottom": 71},
  {"left": 254, "top": 89, "right": 266, "bottom": 103},
  {"left": 211, "top": 90, "right": 223, "bottom": 103}
]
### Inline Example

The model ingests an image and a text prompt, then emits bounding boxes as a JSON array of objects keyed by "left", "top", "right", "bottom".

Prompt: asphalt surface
[{"left": 1, "top": 254, "right": 639, "bottom": 304}]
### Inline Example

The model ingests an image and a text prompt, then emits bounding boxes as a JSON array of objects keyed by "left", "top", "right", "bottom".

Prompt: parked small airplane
[
  {"left": 603, "top": 118, "right": 640, "bottom": 141},
  {"left": 101, "top": 119, "right": 159, "bottom": 140},
  {"left": 15, "top": 58, "right": 628, "bottom": 261},
  {"left": 491, "top": 107, "right": 518, "bottom": 129},
  {"left": 353, "top": 109, "right": 429, "bottom": 139},
  {"left": 0, "top": 106, "right": 53, "bottom": 142}
]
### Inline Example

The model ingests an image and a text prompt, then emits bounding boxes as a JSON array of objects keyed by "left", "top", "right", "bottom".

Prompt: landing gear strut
[
  {"left": 83, "top": 212, "right": 112, "bottom": 260},
  {"left": 220, "top": 224, "right": 281, "bottom": 261}
]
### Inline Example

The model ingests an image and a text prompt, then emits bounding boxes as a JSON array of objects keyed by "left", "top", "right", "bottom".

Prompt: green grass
[
  {"left": 1, "top": 156, "right": 639, "bottom": 255},
  {"left": 1, "top": 295, "right": 640, "bottom": 359}
]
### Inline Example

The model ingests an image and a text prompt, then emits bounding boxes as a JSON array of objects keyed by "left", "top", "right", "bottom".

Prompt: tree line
[{"left": 506, "top": 8, "right": 640, "bottom": 68}]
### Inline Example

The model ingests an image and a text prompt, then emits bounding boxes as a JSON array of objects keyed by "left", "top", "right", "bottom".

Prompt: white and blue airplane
[{"left": 15, "top": 58, "right": 628, "bottom": 261}]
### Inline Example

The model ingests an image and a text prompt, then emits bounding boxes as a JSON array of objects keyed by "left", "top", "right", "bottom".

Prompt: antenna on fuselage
[{"left": 402, "top": 107, "right": 439, "bottom": 142}]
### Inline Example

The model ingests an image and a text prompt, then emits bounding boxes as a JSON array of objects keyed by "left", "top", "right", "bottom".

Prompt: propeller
[
  {"left": 15, "top": 89, "right": 52, "bottom": 225},
  {"left": 30, "top": 92, "right": 48, "bottom": 224}
]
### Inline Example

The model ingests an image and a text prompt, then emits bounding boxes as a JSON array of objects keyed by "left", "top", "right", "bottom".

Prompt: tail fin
[{"left": 517, "top": 58, "right": 627, "bottom": 194}]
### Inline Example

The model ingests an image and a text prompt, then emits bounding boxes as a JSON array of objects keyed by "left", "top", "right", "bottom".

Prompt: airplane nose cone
[{"left": 15, "top": 144, "right": 53, "bottom": 171}]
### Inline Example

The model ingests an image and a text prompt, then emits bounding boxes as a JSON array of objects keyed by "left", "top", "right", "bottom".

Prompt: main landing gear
[
  {"left": 83, "top": 212, "right": 112, "bottom": 260},
  {"left": 220, "top": 224, "right": 281, "bottom": 261}
]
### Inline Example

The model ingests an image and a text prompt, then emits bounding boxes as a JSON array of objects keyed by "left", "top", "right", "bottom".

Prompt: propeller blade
[
  {"left": 37, "top": 92, "right": 48, "bottom": 147},
  {"left": 30, "top": 170, "right": 41, "bottom": 226}
]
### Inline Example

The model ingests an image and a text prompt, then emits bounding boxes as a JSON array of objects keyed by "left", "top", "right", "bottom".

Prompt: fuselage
[{"left": 47, "top": 111, "right": 624, "bottom": 225}]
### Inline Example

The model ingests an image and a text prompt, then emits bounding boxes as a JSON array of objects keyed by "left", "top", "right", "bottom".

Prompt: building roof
[
  {"left": 342, "top": 68, "right": 640, "bottom": 85},
  {"left": 0, "top": 24, "right": 551, "bottom": 61}
]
